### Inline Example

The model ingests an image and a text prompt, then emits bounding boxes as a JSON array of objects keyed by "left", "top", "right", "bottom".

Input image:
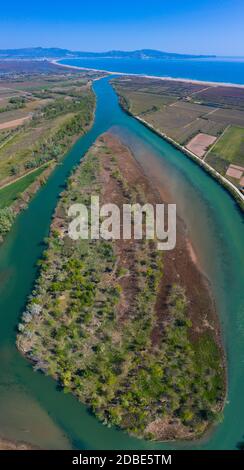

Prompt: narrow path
[
  {"left": 203, "top": 107, "right": 219, "bottom": 117},
  {"left": 0, "top": 115, "right": 31, "bottom": 130},
  {"left": 0, "top": 132, "right": 18, "bottom": 150},
  {"left": 189, "top": 85, "right": 216, "bottom": 96},
  {"left": 183, "top": 117, "right": 200, "bottom": 128}
]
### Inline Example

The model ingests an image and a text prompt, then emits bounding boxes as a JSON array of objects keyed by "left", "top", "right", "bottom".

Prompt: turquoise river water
[{"left": 0, "top": 77, "right": 243, "bottom": 449}]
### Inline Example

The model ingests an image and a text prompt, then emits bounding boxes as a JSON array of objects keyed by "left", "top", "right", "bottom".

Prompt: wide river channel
[{"left": 0, "top": 77, "right": 243, "bottom": 450}]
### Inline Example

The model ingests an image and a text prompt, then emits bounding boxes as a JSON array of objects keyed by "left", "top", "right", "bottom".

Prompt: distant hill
[{"left": 0, "top": 47, "right": 215, "bottom": 60}]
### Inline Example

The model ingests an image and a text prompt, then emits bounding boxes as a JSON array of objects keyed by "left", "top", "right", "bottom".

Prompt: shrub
[{"left": 0, "top": 207, "right": 15, "bottom": 235}]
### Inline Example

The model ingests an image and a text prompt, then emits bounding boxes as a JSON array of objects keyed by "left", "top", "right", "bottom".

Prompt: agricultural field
[
  {"left": 0, "top": 58, "right": 104, "bottom": 79},
  {"left": 205, "top": 108, "right": 244, "bottom": 127},
  {"left": 0, "top": 71, "right": 96, "bottom": 187},
  {"left": 194, "top": 85, "right": 244, "bottom": 111},
  {"left": 113, "top": 76, "right": 205, "bottom": 101},
  {"left": 113, "top": 77, "right": 244, "bottom": 189},
  {"left": 0, "top": 62, "right": 100, "bottom": 240},
  {"left": 205, "top": 126, "right": 244, "bottom": 184},
  {"left": 112, "top": 77, "right": 228, "bottom": 145},
  {"left": 186, "top": 133, "right": 216, "bottom": 158},
  {"left": 0, "top": 60, "right": 79, "bottom": 75},
  {"left": 120, "top": 90, "right": 174, "bottom": 115},
  {"left": 134, "top": 103, "right": 225, "bottom": 145},
  {"left": 17, "top": 133, "right": 225, "bottom": 441},
  {"left": 0, "top": 165, "right": 47, "bottom": 209}
]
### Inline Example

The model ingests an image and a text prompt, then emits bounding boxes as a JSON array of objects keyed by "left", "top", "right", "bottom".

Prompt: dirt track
[{"left": 0, "top": 115, "right": 30, "bottom": 130}]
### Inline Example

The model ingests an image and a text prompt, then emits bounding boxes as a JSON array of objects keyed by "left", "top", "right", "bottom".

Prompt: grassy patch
[
  {"left": 192, "top": 332, "right": 224, "bottom": 405},
  {"left": 0, "top": 166, "right": 46, "bottom": 209},
  {"left": 0, "top": 93, "right": 95, "bottom": 184},
  {"left": 0, "top": 72, "right": 95, "bottom": 186},
  {"left": 204, "top": 153, "right": 229, "bottom": 175},
  {"left": 207, "top": 126, "right": 244, "bottom": 167},
  {"left": 125, "top": 91, "right": 174, "bottom": 115}
]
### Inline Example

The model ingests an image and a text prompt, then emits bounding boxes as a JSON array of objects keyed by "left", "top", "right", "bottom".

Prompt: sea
[{"left": 60, "top": 57, "right": 244, "bottom": 85}]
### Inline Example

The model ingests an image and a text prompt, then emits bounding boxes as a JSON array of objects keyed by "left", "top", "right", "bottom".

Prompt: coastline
[{"left": 51, "top": 58, "right": 244, "bottom": 89}]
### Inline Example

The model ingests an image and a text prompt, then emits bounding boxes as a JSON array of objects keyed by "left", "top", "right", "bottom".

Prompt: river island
[{"left": 17, "top": 132, "right": 225, "bottom": 440}]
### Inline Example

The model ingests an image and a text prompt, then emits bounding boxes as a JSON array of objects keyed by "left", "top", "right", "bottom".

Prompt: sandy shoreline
[{"left": 51, "top": 59, "right": 244, "bottom": 89}]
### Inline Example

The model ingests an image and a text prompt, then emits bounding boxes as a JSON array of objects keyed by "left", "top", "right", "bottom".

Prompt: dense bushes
[
  {"left": 0, "top": 207, "right": 15, "bottom": 237},
  {"left": 23, "top": 93, "right": 95, "bottom": 172},
  {"left": 0, "top": 96, "right": 26, "bottom": 113}
]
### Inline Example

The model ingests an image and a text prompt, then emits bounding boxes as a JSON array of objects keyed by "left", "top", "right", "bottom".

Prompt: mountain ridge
[{"left": 0, "top": 47, "right": 216, "bottom": 60}]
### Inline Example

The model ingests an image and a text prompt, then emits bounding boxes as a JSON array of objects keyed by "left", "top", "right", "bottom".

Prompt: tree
[{"left": 0, "top": 207, "right": 15, "bottom": 235}]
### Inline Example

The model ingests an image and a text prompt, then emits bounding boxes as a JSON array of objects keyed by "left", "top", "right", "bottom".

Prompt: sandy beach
[{"left": 51, "top": 58, "right": 244, "bottom": 89}]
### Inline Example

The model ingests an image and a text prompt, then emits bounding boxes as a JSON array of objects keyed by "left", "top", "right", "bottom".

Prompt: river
[{"left": 0, "top": 77, "right": 243, "bottom": 450}]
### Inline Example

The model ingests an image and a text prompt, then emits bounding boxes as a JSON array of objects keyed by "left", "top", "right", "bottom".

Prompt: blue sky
[{"left": 0, "top": 0, "right": 243, "bottom": 55}]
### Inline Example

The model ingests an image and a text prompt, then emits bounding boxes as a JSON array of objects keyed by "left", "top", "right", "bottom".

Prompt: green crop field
[
  {"left": 206, "top": 126, "right": 244, "bottom": 173},
  {"left": 0, "top": 166, "right": 46, "bottom": 209}
]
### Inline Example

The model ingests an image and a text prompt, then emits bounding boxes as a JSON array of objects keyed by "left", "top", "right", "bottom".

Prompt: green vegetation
[
  {"left": 0, "top": 207, "right": 15, "bottom": 237},
  {"left": 206, "top": 126, "right": 244, "bottom": 174},
  {"left": 23, "top": 99, "right": 94, "bottom": 173},
  {"left": 0, "top": 96, "right": 26, "bottom": 113},
  {"left": 0, "top": 72, "right": 95, "bottom": 243},
  {"left": 0, "top": 128, "right": 18, "bottom": 147},
  {"left": 118, "top": 90, "right": 174, "bottom": 115},
  {"left": 0, "top": 166, "right": 47, "bottom": 209},
  {"left": 3, "top": 93, "right": 94, "bottom": 177},
  {"left": 17, "top": 137, "right": 225, "bottom": 440},
  {"left": 0, "top": 73, "right": 95, "bottom": 185}
]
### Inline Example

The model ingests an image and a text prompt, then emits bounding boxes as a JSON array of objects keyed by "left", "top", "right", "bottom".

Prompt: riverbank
[
  {"left": 111, "top": 82, "right": 244, "bottom": 212},
  {"left": 17, "top": 132, "right": 225, "bottom": 442},
  {"left": 135, "top": 115, "right": 244, "bottom": 211},
  {"left": 0, "top": 87, "right": 96, "bottom": 244}
]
